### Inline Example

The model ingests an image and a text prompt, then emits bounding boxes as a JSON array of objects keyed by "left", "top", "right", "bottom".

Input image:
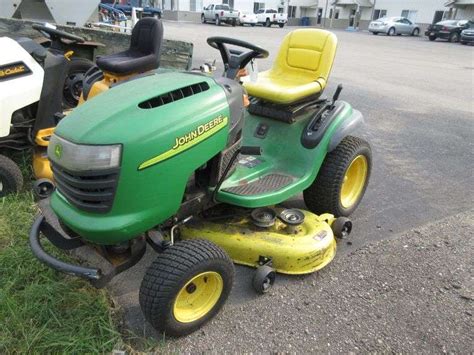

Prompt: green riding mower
[{"left": 30, "top": 29, "right": 372, "bottom": 336}]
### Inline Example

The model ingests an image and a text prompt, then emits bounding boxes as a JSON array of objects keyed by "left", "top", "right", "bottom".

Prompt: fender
[{"left": 327, "top": 108, "right": 364, "bottom": 152}]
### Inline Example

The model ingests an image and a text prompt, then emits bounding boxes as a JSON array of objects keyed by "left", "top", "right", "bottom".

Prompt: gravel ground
[{"left": 138, "top": 210, "right": 474, "bottom": 352}]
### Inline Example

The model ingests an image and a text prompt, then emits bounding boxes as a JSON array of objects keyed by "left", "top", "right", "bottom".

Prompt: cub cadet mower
[
  {"left": 0, "top": 18, "right": 163, "bottom": 198},
  {"left": 30, "top": 29, "right": 372, "bottom": 337}
]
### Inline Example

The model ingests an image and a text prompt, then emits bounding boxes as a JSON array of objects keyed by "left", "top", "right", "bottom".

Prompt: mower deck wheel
[
  {"left": 0, "top": 155, "right": 24, "bottom": 197},
  {"left": 303, "top": 136, "right": 372, "bottom": 217},
  {"left": 331, "top": 217, "right": 352, "bottom": 239},
  {"left": 139, "top": 239, "right": 234, "bottom": 336},
  {"left": 33, "top": 178, "right": 55, "bottom": 200},
  {"left": 252, "top": 265, "right": 276, "bottom": 294}
]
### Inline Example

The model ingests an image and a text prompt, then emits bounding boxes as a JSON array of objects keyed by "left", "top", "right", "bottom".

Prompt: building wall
[
  {"left": 315, "top": 0, "right": 454, "bottom": 30},
  {"left": 453, "top": 5, "right": 474, "bottom": 19}
]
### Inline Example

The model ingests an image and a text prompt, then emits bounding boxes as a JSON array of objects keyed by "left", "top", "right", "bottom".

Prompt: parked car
[
  {"left": 201, "top": 4, "right": 239, "bottom": 26},
  {"left": 425, "top": 20, "right": 472, "bottom": 42},
  {"left": 106, "top": 0, "right": 162, "bottom": 18},
  {"left": 239, "top": 12, "right": 258, "bottom": 26},
  {"left": 368, "top": 17, "right": 420, "bottom": 36},
  {"left": 255, "top": 9, "right": 287, "bottom": 28},
  {"left": 460, "top": 22, "right": 474, "bottom": 44}
]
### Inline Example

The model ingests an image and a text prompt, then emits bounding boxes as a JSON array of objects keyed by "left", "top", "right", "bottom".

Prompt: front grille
[{"left": 51, "top": 162, "right": 119, "bottom": 213}]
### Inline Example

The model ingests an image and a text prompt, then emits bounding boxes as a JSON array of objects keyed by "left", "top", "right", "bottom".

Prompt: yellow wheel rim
[
  {"left": 173, "top": 271, "right": 223, "bottom": 323},
  {"left": 340, "top": 155, "right": 368, "bottom": 209}
]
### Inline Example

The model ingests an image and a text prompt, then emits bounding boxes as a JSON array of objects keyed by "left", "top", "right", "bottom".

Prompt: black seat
[{"left": 96, "top": 18, "right": 163, "bottom": 75}]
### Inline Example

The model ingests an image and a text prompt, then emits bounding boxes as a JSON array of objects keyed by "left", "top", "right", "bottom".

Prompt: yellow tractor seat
[{"left": 244, "top": 29, "right": 337, "bottom": 105}]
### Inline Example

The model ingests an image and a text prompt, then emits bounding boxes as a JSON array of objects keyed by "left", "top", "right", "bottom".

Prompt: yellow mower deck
[{"left": 180, "top": 210, "right": 337, "bottom": 275}]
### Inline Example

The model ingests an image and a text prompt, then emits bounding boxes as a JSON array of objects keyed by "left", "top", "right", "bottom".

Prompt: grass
[
  {"left": 0, "top": 166, "right": 122, "bottom": 352},
  {"left": 0, "top": 155, "right": 165, "bottom": 352}
]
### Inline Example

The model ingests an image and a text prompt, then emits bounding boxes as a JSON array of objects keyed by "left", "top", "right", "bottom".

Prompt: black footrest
[{"left": 222, "top": 173, "right": 293, "bottom": 196}]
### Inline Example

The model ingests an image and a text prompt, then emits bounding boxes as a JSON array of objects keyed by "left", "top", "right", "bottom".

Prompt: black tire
[
  {"left": 331, "top": 217, "right": 352, "bottom": 239},
  {"left": 303, "top": 136, "right": 372, "bottom": 217},
  {"left": 0, "top": 154, "right": 24, "bottom": 197},
  {"left": 216, "top": 16, "right": 221, "bottom": 26},
  {"left": 372, "top": 32, "right": 378, "bottom": 35},
  {"left": 251, "top": 23, "right": 255, "bottom": 27},
  {"left": 139, "top": 239, "right": 234, "bottom": 337},
  {"left": 460, "top": 41, "right": 467, "bottom": 45},
  {"left": 411, "top": 28, "right": 420, "bottom": 36},
  {"left": 33, "top": 178, "right": 55, "bottom": 199},
  {"left": 62, "top": 57, "right": 94, "bottom": 109},
  {"left": 449, "top": 32, "right": 459, "bottom": 43},
  {"left": 429, "top": 35, "right": 436, "bottom": 41},
  {"left": 232, "top": 19, "right": 236, "bottom": 27},
  {"left": 278, "top": 23, "right": 284, "bottom": 28},
  {"left": 201, "top": 14, "right": 206, "bottom": 23},
  {"left": 265, "top": 18, "right": 271, "bottom": 27},
  {"left": 388, "top": 27, "right": 395, "bottom": 36},
  {"left": 252, "top": 265, "right": 276, "bottom": 294}
]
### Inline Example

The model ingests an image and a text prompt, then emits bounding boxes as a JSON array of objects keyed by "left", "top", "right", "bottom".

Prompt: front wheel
[
  {"left": 411, "top": 28, "right": 420, "bottom": 36},
  {"left": 251, "top": 23, "right": 255, "bottom": 27},
  {"left": 139, "top": 239, "right": 234, "bottom": 337},
  {"left": 278, "top": 23, "right": 284, "bottom": 28},
  {"left": 0, "top": 155, "right": 23, "bottom": 197},
  {"left": 372, "top": 32, "right": 378, "bottom": 35},
  {"left": 201, "top": 14, "right": 206, "bottom": 23},
  {"left": 387, "top": 27, "right": 395, "bottom": 36},
  {"left": 231, "top": 19, "right": 236, "bottom": 27},
  {"left": 303, "top": 136, "right": 372, "bottom": 217},
  {"left": 429, "top": 35, "right": 436, "bottom": 41},
  {"left": 449, "top": 32, "right": 459, "bottom": 43},
  {"left": 265, "top": 18, "right": 271, "bottom": 27},
  {"left": 216, "top": 16, "right": 221, "bottom": 26}
]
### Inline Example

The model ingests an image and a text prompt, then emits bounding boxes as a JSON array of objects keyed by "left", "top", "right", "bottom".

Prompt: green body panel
[
  {"left": 50, "top": 69, "right": 356, "bottom": 245},
  {"left": 216, "top": 103, "right": 353, "bottom": 207},
  {"left": 51, "top": 72, "right": 230, "bottom": 244}
]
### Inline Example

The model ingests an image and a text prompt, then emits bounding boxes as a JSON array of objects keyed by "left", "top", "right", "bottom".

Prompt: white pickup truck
[
  {"left": 201, "top": 4, "right": 239, "bottom": 26},
  {"left": 256, "top": 9, "right": 287, "bottom": 27}
]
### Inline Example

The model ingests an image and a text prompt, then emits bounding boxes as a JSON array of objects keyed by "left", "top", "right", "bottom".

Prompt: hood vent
[{"left": 138, "top": 82, "right": 210, "bottom": 109}]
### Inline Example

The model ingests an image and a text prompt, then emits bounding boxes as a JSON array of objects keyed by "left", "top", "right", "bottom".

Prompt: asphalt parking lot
[{"left": 108, "top": 22, "right": 474, "bottom": 350}]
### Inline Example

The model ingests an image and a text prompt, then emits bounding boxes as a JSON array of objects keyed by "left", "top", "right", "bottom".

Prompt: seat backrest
[
  {"left": 130, "top": 17, "right": 163, "bottom": 57},
  {"left": 271, "top": 29, "right": 337, "bottom": 87}
]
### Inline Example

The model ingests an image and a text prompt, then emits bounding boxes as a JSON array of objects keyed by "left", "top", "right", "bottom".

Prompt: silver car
[{"left": 369, "top": 17, "right": 420, "bottom": 36}]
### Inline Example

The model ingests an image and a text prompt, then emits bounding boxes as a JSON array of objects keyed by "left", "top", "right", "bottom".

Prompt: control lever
[{"left": 331, "top": 84, "right": 343, "bottom": 108}]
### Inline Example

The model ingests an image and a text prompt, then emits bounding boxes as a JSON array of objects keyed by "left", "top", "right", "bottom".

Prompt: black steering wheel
[
  {"left": 32, "top": 24, "right": 85, "bottom": 44},
  {"left": 207, "top": 36, "right": 269, "bottom": 80}
]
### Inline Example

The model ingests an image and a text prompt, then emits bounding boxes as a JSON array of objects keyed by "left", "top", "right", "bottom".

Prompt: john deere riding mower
[
  {"left": 30, "top": 29, "right": 372, "bottom": 336},
  {"left": 0, "top": 18, "right": 163, "bottom": 198}
]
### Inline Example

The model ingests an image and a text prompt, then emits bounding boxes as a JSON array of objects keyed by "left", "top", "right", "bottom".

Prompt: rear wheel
[
  {"left": 460, "top": 41, "right": 467, "bottom": 45},
  {"left": 201, "top": 14, "right": 206, "bottom": 23},
  {"left": 0, "top": 155, "right": 23, "bottom": 197},
  {"left": 372, "top": 32, "right": 378, "bottom": 35},
  {"left": 429, "top": 35, "right": 436, "bottom": 41},
  {"left": 216, "top": 16, "right": 221, "bottom": 26},
  {"left": 388, "top": 27, "right": 395, "bottom": 36},
  {"left": 232, "top": 19, "right": 236, "bottom": 27},
  {"left": 62, "top": 57, "right": 94, "bottom": 109},
  {"left": 411, "top": 28, "right": 420, "bottom": 36},
  {"left": 449, "top": 32, "right": 460, "bottom": 43},
  {"left": 278, "top": 23, "right": 284, "bottom": 28},
  {"left": 303, "top": 136, "right": 372, "bottom": 217},
  {"left": 251, "top": 23, "right": 255, "bottom": 27},
  {"left": 266, "top": 18, "right": 271, "bottom": 27},
  {"left": 139, "top": 239, "right": 234, "bottom": 336}
]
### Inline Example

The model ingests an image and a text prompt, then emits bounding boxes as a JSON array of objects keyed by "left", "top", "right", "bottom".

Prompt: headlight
[{"left": 48, "top": 134, "right": 121, "bottom": 171}]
